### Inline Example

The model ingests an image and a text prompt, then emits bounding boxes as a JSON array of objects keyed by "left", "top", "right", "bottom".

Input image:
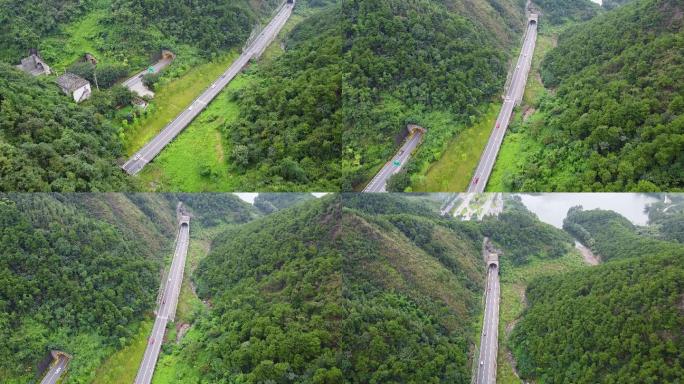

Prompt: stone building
[{"left": 57, "top": 73, "right": 92, "bottom": 103}]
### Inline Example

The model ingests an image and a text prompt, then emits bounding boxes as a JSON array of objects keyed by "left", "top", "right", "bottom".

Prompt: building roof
[
  {"left": 57, "top": 73, "right": 90, "bottom": 92},
  {"left": 17, "top": 54, "right": 50, "bottom": 76}
]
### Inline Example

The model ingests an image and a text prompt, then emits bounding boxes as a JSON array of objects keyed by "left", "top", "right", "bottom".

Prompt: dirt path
[{"left": 575, "top": 241, "right": 600, "bottom": 265}]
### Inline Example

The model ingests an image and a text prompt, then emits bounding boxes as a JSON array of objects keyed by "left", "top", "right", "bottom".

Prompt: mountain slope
[
  {"left": 510, "top": 252, "right": 684, "bottom": 383},
  {"left": 188, "top": 196, "right": 344, "bottom": 383},
  {"left": 340, "top": 194, "right": 484, "bottom": 382},
  {"left": 342, "top": 0, "right": 526, "bottom": 189},
  {"left": 504, "top": 0, "right": 684, "bottom": 191},
  {"left": 0, "top": 194, "right": 172, "bottom": 383},
  {"left": 225, "top": 4, "right": 343, "bottom": 191},
  {"left": 0, "top": 64, "right": 130, "bottom": 192},
  {"left": 563, "top": 206, "right": 684, "bottom": 262}
]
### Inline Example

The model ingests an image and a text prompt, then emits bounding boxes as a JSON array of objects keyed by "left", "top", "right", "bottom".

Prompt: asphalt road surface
[
  {"left": 476, "top": 264, "right": 500, "bottom": 384},
  {"left": 134, "top": 217, "right": 190, "bottom": 384},
  {"left": 467, "top": 16, "right": 538, "bottom": 193},
  {"left": 40, "top": 355, "right": 69, "bottom": 384},
  {"left": 122, "top": 2, "right": 295, "bottom": 175},
  {"left": 123, "top": 58, "right": 174, "bottom": 98},
  {"left": 363, "top": 132, "right": 424, "bottom": 192}
]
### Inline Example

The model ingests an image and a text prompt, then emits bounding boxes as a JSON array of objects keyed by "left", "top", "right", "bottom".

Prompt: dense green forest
[
  {"left": 254, "top": 192, "right": 316, "bottom": 213},
  {"left": 0, "top": 0, "right": 278, "bottom": 66},
  {"left": 0, "top": 64, "right": 130, "bottom": 192},
  {"left": 481, "top": 195, "right": 574, "bottom": 265},
  {"left": 646, "top": 194, "right": 684, "bottom": 243},
  {"left": 184, "top": 196, "right": 344, "bottom": 383},
  {"left": 0, "top": 194, "right": 168, "bottom": 382},
  {"left": 160, "top": 193, "right": 488, "bottom": 382},
  {"left": 340, "top": 193, "right": 485, "bottom": 382},
  {"left": 225, "top": 4, "right": 343, "bottom": 191},
  {"left": 510, "top": 252, "right": 683, "bottom": 383},
  {"left": 502, "top": 0, "right": 684, "bottom": 191},
  {"left": 0, "top": 193, "right": 258, "bottom": 383},
  {"left": 342, "top": 0, "right": 525, "bottom": 190},
  {"left": 0, "top": 0, "right": 93, "bottom": 63},
  {"left": 105, "top": 0, "right": 279, "bottom": 60},
  {"left": 563, "top": 206, "right": 684, "bottom": 262},
  {"left": 533, "top": 0, "right": 600, "bottom": 24}
]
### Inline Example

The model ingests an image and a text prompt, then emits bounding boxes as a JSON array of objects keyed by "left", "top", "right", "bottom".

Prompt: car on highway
[
  {"left": 150, "top": 338, "right": 155, "bottom": 344},
  {"left": 134, "top": 154, "right": 141, "bottom": 161},
  {"left": 474, "top": 177, "right": 480, "bottom": 185},
  {"left": 188, "top": 106, "right": 193, "bottom": 111},
  {"left": 480, "top": 361, "right": 484, "bottom": 366},
  {"left": 496, "top": 122, "right": 500, "bottom": 129},
  {"left": 393, "top": 160, "right": 401, "bottom": 167}
]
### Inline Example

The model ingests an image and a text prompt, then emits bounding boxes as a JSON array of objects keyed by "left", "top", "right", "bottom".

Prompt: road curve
[
  {"left": 476, "top": 263, "right": 500, "bottom": 384},
  {"left": 467, "top": 15, "right": 538, "bottom": 193},
  {"left": 134, "top": 216, "right": 190, "bottom": 384},
  {"left": 363, "top": 132, "right": 424, "bottom": 192},
  {"left": 40, "top": 355, "right": 69, "bottom": 384},
  {"left": 122, "top": 2, "right": 295, "bottom": 175}
]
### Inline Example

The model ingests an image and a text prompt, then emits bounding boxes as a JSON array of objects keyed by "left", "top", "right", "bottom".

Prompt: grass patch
[
  {"left": 522, "top": 33, "right": 555, "bottom": 106},
  {"left": 122, "top": 52, "right": 240, "bottom": 155},
  {"left": 151, "top": 327, "right": 202, "bottom": 384},
  {"left": 496, "top": 251, "right": 588, "bottom": 383},
  {"left": 39, "top": 0, "right": 113, "bottom": 72},
  {"left": 487, "top": 131, "right": 525, "bottom": 192},
  {"left": 136, "top": 76, "right": 253, "bottom": 191},
  {"left": 91, "top": 320, "right": 153, "bottom": 384},
  {"left": 412, "top": 104, "right": 499, "bottom": 191}
]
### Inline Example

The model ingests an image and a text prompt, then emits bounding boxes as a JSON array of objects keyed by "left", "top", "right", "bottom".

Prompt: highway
[
  {"left": 467, "top": 15, "right": 538, "bottom": 193},
  {"left": 363, "top": 131, "right": 424, "bottom": 192},
  {"left": 122, "top": 1, "right": 295, "bottom": 175},
  {"left": 134, "top": 215, "right": 190, "bottom": 384},
  {"left": 122, "top": 57, "right": 174, "bottom": 98},
  {"left": 40, "top": 354, "right": 69, "bottom": 384},
  {"left": 476, "top": 262, "right": 500, "bottom": 384}
]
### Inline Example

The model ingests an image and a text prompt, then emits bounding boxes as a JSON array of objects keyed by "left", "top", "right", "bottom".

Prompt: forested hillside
[
  {"left": 0, "top": 193, "right": 259, "bottom": 383},
  {"left": 0, "top": 194, "right": 172, "bottom": 383},
  {"left": 0, "top": 0, "right": 92, "bottom": 62},
  {"left": 563, "top": 206, "right": 684, "bottom": 262},
  {"left": 342, "top": 0, "right": 525, "bottom": 189},
  {"left": 182, "top": 196, "right": 344, "bottom": 383},
  {"left": 106, "top": 0, "right": 279, "bottom": 59},
  {"left": 0, "top": 64, "right": 130, "bottom": 192},
  {"left": 340, "top": 193, "right": 485, "bottom": 382},
  {"left": 160, "top": 193, "right": 489, "bottom": 382},
  {"left": 481, "top": 196, "right": 574, "bottom": 265},
  {"left": 533, "top": 0, "right": 600, "bottom": 24},
  {"left": 1, "top": 0, "right": 278, "bottom": 67},
  {"left": 510, "top": 251, "right": 683, "bottom": 383},
  {"left": 646, "top": 194, "right": 684, "bottom": 243},
  {"left": 254, "top": 192, "right": 316, "bottom": 213},
  {"left": 225, "top": 4, "right": 342, "bottom": 191},
  {"left": 503, "top": 0, "right": 684, "bottom": 191}
]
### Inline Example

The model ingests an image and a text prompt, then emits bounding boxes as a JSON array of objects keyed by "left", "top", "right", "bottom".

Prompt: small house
[
  {"left": 17, "top": 50, "right": 51, "bottom": 76},
  {"left": 57, "top": 73, "right": 92, "bottom": 103}
]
